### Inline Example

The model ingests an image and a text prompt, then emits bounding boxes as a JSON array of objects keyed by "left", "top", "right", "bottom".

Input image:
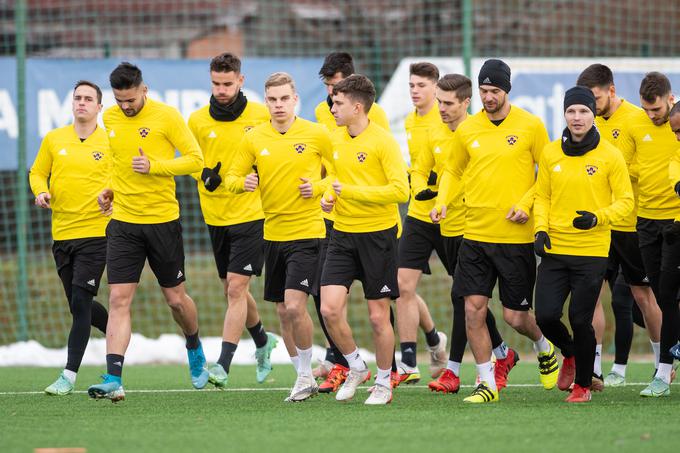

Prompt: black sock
[
  {"left": 324, "top": 347, "right": 335, "bottom": 363},
  {"left": 106, "top": 353, "right": 124, "bottom": 377},
  {"left": 424, "top": 327, "right": 440, "bottom": 347},
  {"left": 185, "top": 330, "right": 200, "bottom": 349},
  {"left": 91, "top": 300, "right": 109, "bottom": 334},
  {"left": 217, "top": 341, "right": 238, "bottom": 373},
  {"left": 247, "top": 321, "right": 268, "bottom": 349},
  {"left": 65, "top": 286, "right": 93, "bottom": 373},
  {"left": 333, "top": 347, "right": 349, "bottom": 368},
  {"left": 400, "top": 342, "right": 417, "bottom": 368},
  {"left": 390, "top": 306, "right": 397, "bottom": 372}
]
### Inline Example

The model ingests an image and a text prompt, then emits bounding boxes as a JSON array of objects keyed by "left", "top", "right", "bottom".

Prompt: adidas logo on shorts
[
  {"left": 87, "top": 279, "right": 96, "bottom": 287},
  {"left": 243, "top": 264, "right": 253, "bottom": 271},
  {"left": 300, "top": 279, "right": 309, "bottom": 287},
  {"left": 177, "top": 270, "right": 183, "bottom": 279},
  {"left": 520, "top": 298, "right": 529, "bottom": 306},
  {"left": 380, "top": 285, "right": 391, "bottom": 293}
]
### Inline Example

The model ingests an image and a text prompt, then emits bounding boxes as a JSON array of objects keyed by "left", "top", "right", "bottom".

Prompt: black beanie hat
[
  {"left": 564, "top": 86, "right": 596, "bottom": 115},
  {"left": 478, "top": 59, "right": 511, "bottom": 93}
]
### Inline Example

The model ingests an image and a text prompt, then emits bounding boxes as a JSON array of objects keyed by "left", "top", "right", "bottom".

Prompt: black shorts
[
  {"left": 106, "top": 219, "right": 186, "bottom": 288},
  {"left": 207, "top": 220, "right": 264, "bottom": 279},
  {"left": 535, "top": 254, "right": 607, "bottom": 321},
  {"left": 263, "top": 239, "right": 320, "bottom": 302},
  {"left": 441, "top": 235, "right": 463, "bottom": 276},
  {"left": 608, "top": 230, "right": 650, "bottom": 286},
  {"left": 398, "top": 216, "right": 446, "bottom": 274},
  {"left": 452, "top": 239, "right": 536, "bottom": 311},
  {"left": 321, "top": 226, "right": 400, "bottom": 300},
  {"left": 52, "top": 237, "right": 107, "bottom": 296},
  {"left": 637, "top": 217, "right": 675, "bottom": 289}
]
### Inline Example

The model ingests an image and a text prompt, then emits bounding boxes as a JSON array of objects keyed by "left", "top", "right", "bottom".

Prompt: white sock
[
  {"left": 62, "top": 369, "right": 76, "bottom": 384},
  {"left": 651, "top": 341, "right": 660, "bottom": 369},
  {"left": 375, "top": 367, "right": 391, "bottom": 388},
  {"left": 296, "top": 346, "right": 313, "bottom": 376},
  {"left": 476, "top": 361, "right": 497, "bottom": 391},
  {"left": 593, "top": 344, "right": 602, "bottom": 376},
  {"left": 447, "top": 360, "right": 461, "bottom": 376},
  {"left": 291, "top": 355, "right": 300, "bottom": 372},
  {"left": 533, "top": 335, "right": 551, "bottom": 354},
  {"left": 656, "top": 363, "right": 673, "bottom": 384},
  {"left": 611, "top": 363, "right": 626, "bottom": 377},
  {"left": 493, "top": 342, "right": 509, "bottom": 360},
  {"left": 343, "top": 348, "right": 366, "bottom": 371}
]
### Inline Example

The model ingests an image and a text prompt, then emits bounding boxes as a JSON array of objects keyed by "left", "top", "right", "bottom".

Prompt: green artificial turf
[{"left": 1, "top": 362, "right": 677, "bottom": 453}]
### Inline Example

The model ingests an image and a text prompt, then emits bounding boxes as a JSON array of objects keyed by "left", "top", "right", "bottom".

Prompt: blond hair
[{"left": 264, "top": 72, "right": 296, "bottom": 92}]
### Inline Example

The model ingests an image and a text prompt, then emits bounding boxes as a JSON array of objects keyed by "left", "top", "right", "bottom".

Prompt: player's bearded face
[
  {"left": 670, "top": 114, "right": 680, "bottom": 141},
  {"left": 211, "top": 70, "right": 243, "bottom": 105},
  {"left": 590, "top": 86, "right": 612, "bottom": 117},
  {"left": 113, "top": 85, "right": 146, "bottom": 117},
  {"left": 479, "top": 86, "right": 506, "bottom": 114},
  {"left": 641, "top": 95, "right": 673, "bottom": 126}
]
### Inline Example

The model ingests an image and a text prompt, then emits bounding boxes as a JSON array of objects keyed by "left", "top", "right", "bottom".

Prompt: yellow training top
[
  {"left": 435, "top": 106, "right": 549, "bottom": 244},
  {"left": 225, "top": 117, "right": 332, "bottom": 242},
  {"left": 405, "top": 105, "right": 443, "bottom": 223},
  {"left": 411, "top": 121, "right": 465, "bottom": 237},
  {"left": 104, "top": 98, "right": 204, "bottom": 224},
  {"left": 625, "top": 110, "right": 680, "bottom": 220},
  {"left": 595, "top": 99, "right": 642, "bottom": 232},
  {"left": 29, "top": 125, "right": 111, "bottom": 240},
  {"left": 325, "top": 121, "right": 409, "bottom": 233},
  {"left": 188, "top": 102, "right": 269, "bottom": 226},
  {"left": 315, "top": 100, "right": 390, "bottom": 132},
  {"left": 534, "top": 138, "right": 634, "bottom": 257}
]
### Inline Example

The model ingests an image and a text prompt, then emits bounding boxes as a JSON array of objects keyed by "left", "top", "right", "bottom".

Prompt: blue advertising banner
[{"left": 0, "top": 57, "right": 326, "bottom": 170}]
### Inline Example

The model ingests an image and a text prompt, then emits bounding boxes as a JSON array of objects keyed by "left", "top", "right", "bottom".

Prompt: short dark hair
[
  {"left": 576, "top": 64, "right": 614, "bottom": 89},
  {"left": 410, "top": 62, "right": 439, "bottom": 83},
  {"left": 332, "top": 74, "right": 376, "bottom": 113},
  {"left": 319, "top": 52, "right": 355, "bottom": 79},
  {"left": 437, "top": 74, "right": 472, "bottom": 101},
  {"left": 210, "top": 53, "right": 241, "bottom": 74},
  {"left": 670, "top": 101, "right": 680, "bottom": 118},
  {"left": 74, "top": 80, "right": 102, "bottom": 104},
  {"left": 639, "top": 71, "right": 672, "bottom": 103},
  {"left": 110, "top": 62, "right": 143, "bottom": 90}
]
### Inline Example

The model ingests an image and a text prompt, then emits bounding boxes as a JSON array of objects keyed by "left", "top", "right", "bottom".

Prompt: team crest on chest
[
  {"left": 612, "top": 129, "right": 620, "bottom": 139},
  {"left": 92, "top": 151, "right": 104, "bottom": 161},
  {"left": 585, "top": 164, "right": 598, "bottom": 176},
  {"left": 357, "top": 152, "right": 367, "bottom": 163},
  {"left": 138, "top": 127, "right": 150, "bottom": 138},
  {"left": 294, "top": 143, "right": 306, "bottom": 154},
  {"left": 506, "top": 135, "right": 518, "bottom": 145}
]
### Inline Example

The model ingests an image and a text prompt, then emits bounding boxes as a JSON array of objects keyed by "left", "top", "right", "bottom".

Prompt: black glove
[
  {"left": 427, "top": 170, "right": 438, "bottom": 186},
  {"left": 415, "top": 188, "right": 438, "bottom": 201},
  {"left": 663, "top": 221, "right": 680, "bottom": 245},
  {"left": 675, "top": 181, "right": 680, "bottom": 197},
  {"left": 573, "top": 210, "right": 597, "bottom": 230},
  {"left": 201, "top": 161, "right": 222, "bottom": 192},
  {"left": 534, "top": 231, "right": 551, "bottom": 257}
]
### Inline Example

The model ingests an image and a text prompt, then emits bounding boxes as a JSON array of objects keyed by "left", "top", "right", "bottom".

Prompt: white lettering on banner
[
  {"left": 0, "top": 90, "right": 18, "bottom": 139},
  {"left": 38, "top": 89, "right": 72, "bottom": 136},
  {"left": 513, "top": 83, "right": 565, "bottom": 139},
  {"left": 181, "top": 90, "right": 207, "bottom": 120}
]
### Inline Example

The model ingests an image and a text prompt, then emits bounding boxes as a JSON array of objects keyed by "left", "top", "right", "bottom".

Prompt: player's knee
[
  {"left": 368, "top": 309, "right": 390, "bottom": 331},
  {"left": 319, "top": 302, "right": 338, "bottom": 323},
  {"left": 109, "top": 292, "right": 132, "bottom": 311},
  {"left": 226, "top": 281, "right": 248, "bottom": 302},
  {"left": 503, "top": 310, "right": 526, "bottom": 331}
]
